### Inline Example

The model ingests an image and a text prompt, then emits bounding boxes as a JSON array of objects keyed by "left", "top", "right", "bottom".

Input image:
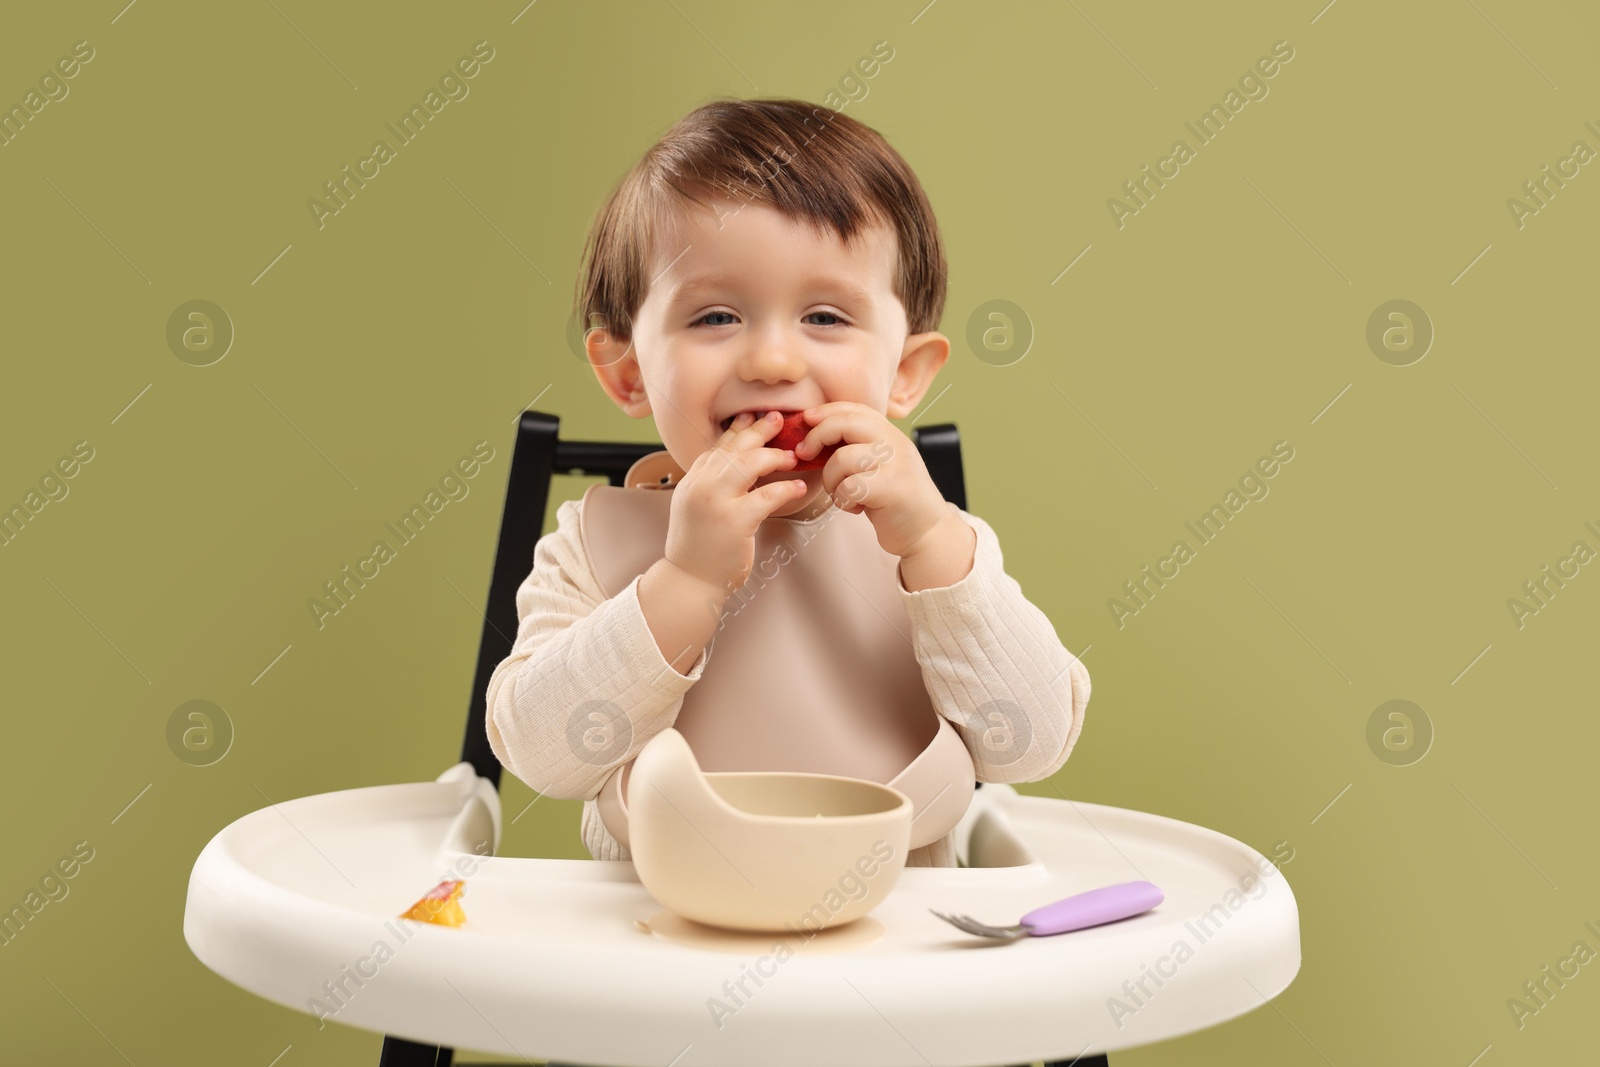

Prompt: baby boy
[{"left": 485, "top": 97, "right": 1090, "bottom": 868}]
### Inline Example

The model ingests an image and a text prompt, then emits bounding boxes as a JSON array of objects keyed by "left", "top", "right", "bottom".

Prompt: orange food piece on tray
[{"left": 400, "top": 879, "right": 467, "bottom": 927}]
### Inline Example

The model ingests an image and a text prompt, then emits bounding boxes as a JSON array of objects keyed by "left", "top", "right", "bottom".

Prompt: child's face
[{"left": 592, "top": 193, "right": 948, "bottom": 519}]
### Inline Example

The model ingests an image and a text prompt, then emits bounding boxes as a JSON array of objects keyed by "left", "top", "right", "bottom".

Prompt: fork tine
[
  {"left": 938, "top": 911, "right": 972, "bottom": 932},
  {"left": 930, "top": 909, "right": 979, "bottom": 935},
  {"left": 948, "top": 913, "right": 998, "bottom": 937},
  {"left": 953, "top": 913, "right": 1020, "bottom": 938},
  {"left": 930, "top": 908, "right": 1020, "bottom": 938}
]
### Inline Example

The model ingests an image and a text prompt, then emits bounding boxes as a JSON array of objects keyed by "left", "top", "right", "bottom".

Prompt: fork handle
[{"left": 1020, "top": 880, "right": 1164, "bottom": 936}]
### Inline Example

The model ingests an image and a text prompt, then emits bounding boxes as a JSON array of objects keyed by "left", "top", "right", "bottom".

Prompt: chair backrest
[{"left": 460, "top": 409, "right": 968, "bottom": 788}]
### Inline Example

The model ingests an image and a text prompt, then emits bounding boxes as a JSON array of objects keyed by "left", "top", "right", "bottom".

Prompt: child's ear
[
  {"left": 587, "top": 326, "right": 651, "bottom": 418},
  {"left": 885, "top": 331, "right": 951, "bottom": 420}
]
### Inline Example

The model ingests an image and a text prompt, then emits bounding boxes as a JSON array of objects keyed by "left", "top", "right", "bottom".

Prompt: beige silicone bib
[{"left": 582, "top": 451, "right": 975, "bottom": 853}]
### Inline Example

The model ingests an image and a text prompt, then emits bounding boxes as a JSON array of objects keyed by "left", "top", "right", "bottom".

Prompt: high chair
[{"left": 183, "top": 410, "right": 1301, "bottom": 1067}]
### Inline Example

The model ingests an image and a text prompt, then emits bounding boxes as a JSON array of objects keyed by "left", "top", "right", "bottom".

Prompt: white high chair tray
[{"left": 184, "top": 764, "right": 1301, "bottom": 1066}]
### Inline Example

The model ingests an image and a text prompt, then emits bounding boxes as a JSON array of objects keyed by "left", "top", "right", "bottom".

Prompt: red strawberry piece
[{"left": 770, "top": 411, "right": 838, "bottom": 471}]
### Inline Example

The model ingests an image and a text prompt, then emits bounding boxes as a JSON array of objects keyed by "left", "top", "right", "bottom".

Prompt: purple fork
[{"left": 931, "top": 880, "right": 1164, "bottom": 939}]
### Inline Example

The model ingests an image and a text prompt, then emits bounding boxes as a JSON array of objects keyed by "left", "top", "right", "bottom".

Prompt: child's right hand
[{"left": 663, "top": 410, "right": 808, "bottom": 593}]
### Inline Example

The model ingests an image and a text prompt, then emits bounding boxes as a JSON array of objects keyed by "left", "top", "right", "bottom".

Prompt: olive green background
[{"left": 3, "top": 0, "right": 1596, "bottom": 1063}]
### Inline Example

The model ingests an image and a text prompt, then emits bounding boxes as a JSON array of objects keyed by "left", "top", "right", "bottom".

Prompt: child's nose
[{"left": 741, "top": 331, "right": 807, "bottom": 380}]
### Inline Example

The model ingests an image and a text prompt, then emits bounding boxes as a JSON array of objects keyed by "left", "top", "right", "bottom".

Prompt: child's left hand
[{"left": 794, "top": 402, "right": 963, "bottom": 563}]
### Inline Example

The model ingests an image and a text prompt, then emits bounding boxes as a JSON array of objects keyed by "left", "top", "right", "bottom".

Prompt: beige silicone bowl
[{"left": 626, "top": 728, "right": 913, "bottom": 933}]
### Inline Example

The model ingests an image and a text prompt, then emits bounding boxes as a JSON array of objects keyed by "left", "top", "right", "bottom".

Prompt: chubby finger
[
  {"left": 733, "top": 409, "right": 786, "bottom": 445},
  {"left": 817, "top": 441, "right": 880, "bottom": 485},
  {"left": 830, "top": 473, "right": 875, "bottom": 513},
  {"left": 727, "top": 411, "right": 756, "bottom": 432},
  {"left": 816, "top": 450, "right": 871, "bottom": 510},
  {"left": 709, "top": 413, "right": 785, "bottom": 475},
  {"left": 708, "top": 445, "right": 793, "bottom": 490},
  {"left": 749, "top": 474, "right": 811, "bottom": 516},
  {"left": 800, "top": 401, "right": 873, "bottom": 424},
  {"left": 744, "top": 445, "right": 798, "bottom": 481},
  {"left": 794, "top": 409, "right": 885, "bottom": 459},
  {"left": 717, "top": 410, "right": 759, "bottom": 442},
  {"left": 718, "top": 409, "right": 783, "bottom": 444}
]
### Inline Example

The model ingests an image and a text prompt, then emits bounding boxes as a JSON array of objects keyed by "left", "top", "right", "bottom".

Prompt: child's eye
[{"left": 689, "top": 310, "right": 849, "bottom": 328}]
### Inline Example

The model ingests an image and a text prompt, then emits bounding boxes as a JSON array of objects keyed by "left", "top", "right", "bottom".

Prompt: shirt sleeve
[
  {"left": 483, "top": 496, "right": 711, "bottom": 802},
  {"left": 896, "top": 503, "right": 1091, "bottom": 784}
]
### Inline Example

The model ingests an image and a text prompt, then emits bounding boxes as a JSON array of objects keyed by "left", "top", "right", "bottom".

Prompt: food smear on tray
[{"left": 400, "top": 879, "right": 467, "bottom": 927}]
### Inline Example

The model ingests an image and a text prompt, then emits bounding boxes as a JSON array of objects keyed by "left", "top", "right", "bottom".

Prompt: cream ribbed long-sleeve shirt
[{"left": 484, "top": 496, "right": 1090, "bottom": 868}]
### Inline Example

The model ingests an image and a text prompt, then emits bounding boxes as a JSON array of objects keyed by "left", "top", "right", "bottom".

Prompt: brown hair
[{"left": 573, "top": 96, "right": 947, "bottom": 345}]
